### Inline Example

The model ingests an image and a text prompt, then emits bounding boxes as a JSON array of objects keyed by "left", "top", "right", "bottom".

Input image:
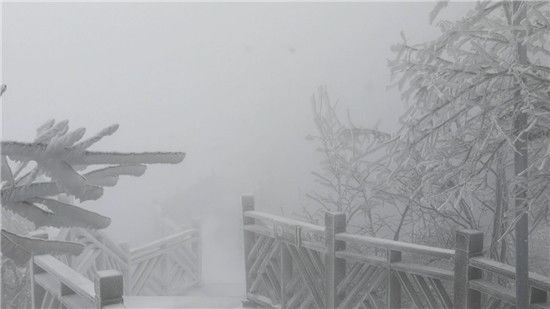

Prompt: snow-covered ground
[
  {"left": 125, "top": 282, "right": 244, "bottom": 308},
  {"left": 124, "top": 295, "right": 243, "bottom": 308}
]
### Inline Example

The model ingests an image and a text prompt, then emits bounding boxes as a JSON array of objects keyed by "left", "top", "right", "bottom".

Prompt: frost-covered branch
[{"left": 1, "top": 120, "right": 185, "bottom": 265}]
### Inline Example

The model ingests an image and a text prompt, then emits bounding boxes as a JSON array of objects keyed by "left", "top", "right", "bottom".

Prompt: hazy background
[{"left": 2, "top": 2, "right": 469, "bottom": 285}]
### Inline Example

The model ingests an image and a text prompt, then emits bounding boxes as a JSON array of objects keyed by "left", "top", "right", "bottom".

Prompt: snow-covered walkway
[
  {"left": 124, "top": 296, "right": 243, "bottom": 308},
  {"left": 124, "top": 283, "right": 245, "bottom": 308}
]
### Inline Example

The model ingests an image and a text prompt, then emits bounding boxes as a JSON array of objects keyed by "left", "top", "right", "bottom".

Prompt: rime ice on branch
[
  {"left": 1, "top": 120, "right": 185, "bottom": 265},
  {"left": 388, "top": 2, "right": 549, "bottom": 306}
]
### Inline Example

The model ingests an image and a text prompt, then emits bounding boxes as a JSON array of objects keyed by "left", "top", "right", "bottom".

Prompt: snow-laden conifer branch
[
  {"left": 1, "top": 120, "right": 185, "bottom": 265},
  {"left": 1, "top": 229, "right": 84, "bottom": 266},
  {"left": 3, "top": 199, "right": 110, "bottom": 229},
  {"left": 2, "top": 141, "right": 185, "bottom": 165}
]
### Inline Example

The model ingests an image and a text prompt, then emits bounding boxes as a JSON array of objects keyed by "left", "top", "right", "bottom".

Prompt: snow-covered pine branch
[
  {"left": 1, "top": 229, "right": 83, "bottom": 266},
  {"left": 1, "top": 120, "right": 185, "bottom": 265},
  {"left": 2, "top": 141, "right": 185, "bottom": 165}
]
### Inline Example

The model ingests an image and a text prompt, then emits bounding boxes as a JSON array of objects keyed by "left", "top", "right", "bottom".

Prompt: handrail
[
  {"left": 31, "top": 254, "right": 124, "bottom": 308},
  {"left": 243, "top": 223, "right": 325, "bottom": 252},
  {"left": 335, "top": 232, "right": 455, "bottom": 258},
  {"left": 244, "top": 210, "right": 325, "bottom": 233},
  {"left": 470, "top": 256, "right": 550, "bottom": 291},
  {"left": 34, "top": 255, "right": 96, "bottom": 303},
  {"left": 129, "top": 228, "right": 197, "bottom": 257}
]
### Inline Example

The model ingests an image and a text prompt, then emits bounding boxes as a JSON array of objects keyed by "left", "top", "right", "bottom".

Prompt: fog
[{"left": 2, "top": 2, "right": 469, "bottom": 286}]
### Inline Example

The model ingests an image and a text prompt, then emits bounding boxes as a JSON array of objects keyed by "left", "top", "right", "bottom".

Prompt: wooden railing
[
  {"left": 241, "top": 195, "right": 550, "bottom": 309},
  {"left": 58, "top": 219, "right": 202, "bottom": 296},
  {"left": 31, "top": 254, "right": 124, "bottom": 309},
  {"left": 27, "top": 232, "right": 125, "bottom": 309}
]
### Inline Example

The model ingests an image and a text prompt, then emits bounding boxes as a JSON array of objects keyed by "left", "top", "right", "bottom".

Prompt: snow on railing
[
  {"left": 29, "top": 233, "right": 124, "bottom": 309},
  {"left": 241, "top": 195, "right": 550, "bottom": 309}
]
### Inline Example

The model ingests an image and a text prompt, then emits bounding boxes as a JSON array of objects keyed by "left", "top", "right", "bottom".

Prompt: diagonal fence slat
[
  {"left": 299, "top": 247, "right": 324, "bottom": 284},
  {"left": 172, "top": 246, "right": 199, "bottom": 279},
  {"left": 338, "top": 266, "right": 377, "bottom": 309},
  {"left": 305, "top": 248, "right": 324, "bottom": 280},
  {"left": 429, "top": 277, "right": 452, "bottom": 309},
  {"left": 133, "top": 256, "right": 162, "bottom": 295},
  {"left": 250, "top": 242, "right": 280, "bottom": 292},
  {"left": 366, "top": 291, "right": 384, "bottom": 309},
  {"left": 287, "top": 244, "right": 325, "bottom": 308},
  {"left": 397, "top": 271, "right": 425, "bottom": 309},
  {"left": 337, "top": 262, "right": 368, "bottom": 295},
  {"left": 247, "top": 234, "right": 267, "bottom": 264},
  {"left": 266, "top": 263, "right": 281, "bottom": 294},
  {"left": 261, "top": 272, "right": 280, "bottom": 303},
  {"left": 250, "top": 237, "right": 276, "bottom": 276},
  {"left": 129, "top": 259, "right": 151, "bottom": 292},
  {"left": 287, "top": 282, "right": 307, "bottom": 308},
  {"left": 167, "top": 250, "right": 198, "bottom": 282},
  {"left": 413, "top": 274, "right": 439, "bottom": 309},
  {"left": 338, "top": 267, "right": 386, "bottom": 309}
]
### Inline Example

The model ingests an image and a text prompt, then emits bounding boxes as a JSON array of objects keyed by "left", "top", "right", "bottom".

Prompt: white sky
[{"left": 2, "top": 2, "right": 471, "bottom": 283}]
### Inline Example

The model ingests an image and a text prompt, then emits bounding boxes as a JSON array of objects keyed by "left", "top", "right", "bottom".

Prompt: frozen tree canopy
[{"left": 309, "top": 1, "right": 550, "bottom": 268}]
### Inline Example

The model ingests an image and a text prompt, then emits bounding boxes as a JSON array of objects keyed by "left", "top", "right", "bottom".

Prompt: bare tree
[
  {"left": 308, "top": 87, "right": 421, "bottom": 239},
  {"left": 308, "top": 5, "right": 550, "bottom": 284}
]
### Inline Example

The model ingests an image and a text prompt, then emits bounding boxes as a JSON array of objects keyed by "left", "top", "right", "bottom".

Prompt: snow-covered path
[
  {"left": 124, "top": 296, "right": 243, "bottom": 308},
  {"left": 125, "top": 283, "right": 245, "bottom": 308}
]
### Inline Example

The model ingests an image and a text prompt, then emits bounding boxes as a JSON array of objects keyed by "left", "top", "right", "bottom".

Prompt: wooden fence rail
[
  {"left": 31, "top": 255, "right": 124, "bottom": 309},
  {"left": 29, "top": 233, "right": 124, "bottom": 309},
  {"left": 57, "top": 219, "right": 202, "bottom": 296},
  {"left": 241, "top": 195, "right": 550, "bottom": 309}
]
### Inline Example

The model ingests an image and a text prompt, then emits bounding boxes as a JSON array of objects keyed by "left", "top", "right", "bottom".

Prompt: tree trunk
[
  {"left": 513, "top": 3, "right": 529, "bottom": 303},
  {"left": 513, "top": 108, "right": 529, "bottom": 308},
  {"left": 490, "top": 151, "right": 506, "bottom": 262}
]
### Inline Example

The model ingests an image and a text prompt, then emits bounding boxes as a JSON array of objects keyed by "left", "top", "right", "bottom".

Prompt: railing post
[
  {"left": 325, "top": 212, "right": 346, "bottom": 309},
  {"left": 95, "top": 270, "right": 124, "bottom": 308},
  {"left": 192, "top": 218, "right": 203, "bottom": 286},
  {"left": 242, "top": 195, "right": 255, "bottom": 303},
  {"left": 387, "top": 249, "right": 402, "bottom": 309},
  {"left": 453, "top": 229, "right": 483, "bottom": 309}
]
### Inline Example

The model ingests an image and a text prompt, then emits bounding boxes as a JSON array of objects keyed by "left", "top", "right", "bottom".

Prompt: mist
[{"left": 2, "top": 2, "right": 470, "bottom": 287}]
